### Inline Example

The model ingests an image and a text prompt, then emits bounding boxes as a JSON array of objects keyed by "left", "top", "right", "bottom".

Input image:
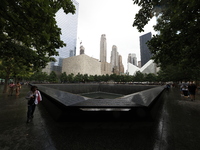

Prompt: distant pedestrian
[
  {"left": 188, "top": 82, "right": 197, "bottom": 101},
  {"left": 26, "top": 86, "right": 39, "bottom": 123},
  {"left": 15, "top": 82, "right": 21, "bottom": 96},
  {"left": 165, "top": 83, "right": 170, "bottom": 91},
  {"left": 181, "top": 85, "right": 189, "bottom": 97},
  {"left": 8, "top": 82, "right": 15, "bottom": 96}
]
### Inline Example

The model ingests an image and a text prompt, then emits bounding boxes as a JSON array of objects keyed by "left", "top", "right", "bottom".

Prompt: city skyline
[{"left": 76, "top": 0, "right": 157, "bottom": 71}]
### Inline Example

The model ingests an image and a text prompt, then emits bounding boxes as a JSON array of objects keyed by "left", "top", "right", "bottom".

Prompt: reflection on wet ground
[{"left": 1, "top": 85, "right": 200, "bottom": 150}]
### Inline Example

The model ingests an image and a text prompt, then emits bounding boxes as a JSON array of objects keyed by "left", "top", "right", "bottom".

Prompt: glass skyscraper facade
[
  {"left": 54, "top": 0, "right": 79, "bottom": 66},
  {"left": 140, "top": 32, "right": 152, "bottom": 67}
]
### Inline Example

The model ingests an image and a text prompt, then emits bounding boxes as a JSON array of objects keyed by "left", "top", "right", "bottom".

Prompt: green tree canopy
[
  {"left": 0, "top": 0, "right": 75, "bottom": 92},
  {"left": 67, "top": 73, "right": 74, "bottom": 83},
  {"left": 30, "top": 71, "right": 48, "bottom": 82},
  {"left": 60, "top": 72, "right": 67, "bottom": 83},
  {"left": 144, "top": 73, "right": 157, "bottom": 82},
  {"left": 133, "top": 0, "right": 200, "bottom": 81},
  {"left": 133, "top": 71, "right": 144, "bottom": 82},
  {"left": 48, "top": 71, "right": 58, "bottom": 83}
]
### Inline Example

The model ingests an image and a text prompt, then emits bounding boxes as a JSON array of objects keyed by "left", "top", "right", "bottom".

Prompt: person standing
[
  {"left": 26, "top": 86, "right": 39, "bottom": 123},
  {"left": 188, "top": 82, "right": 197, "bottom": 101},
  {"left": 15, "top": 82, "right": 21, "bottom": 96},
  {"left": 35, "top": 86, "right": 42, "bottom": 103},
  {"left": 8, "top": 82, "right": 15, "bottom": 96}
]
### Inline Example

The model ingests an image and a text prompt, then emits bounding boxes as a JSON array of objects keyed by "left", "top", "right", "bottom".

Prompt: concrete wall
[
  {"left": 101, "top": 62, "right": 112, "bottom": 75},
  {"left": 62, "top": 54, "right": 112, "bottom": 75},
  {"left": 62, "top": 54, "right": 101, "bottom": 75}
]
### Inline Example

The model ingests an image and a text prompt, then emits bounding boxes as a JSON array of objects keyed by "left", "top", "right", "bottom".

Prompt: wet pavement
[{"left": 0, "top": 85, "right": 200, "bottom": 150}]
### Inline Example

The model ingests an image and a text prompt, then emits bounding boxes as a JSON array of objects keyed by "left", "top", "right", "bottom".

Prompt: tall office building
[
  {"left": 127, "top": 53, "right": 137, "bottom": 66},
  {"left": 110, "top": 46, "right": 124, "bottom": 74},
  {"left": 110, "top": 45, "right": 119, "bottom": 69},
  {"left": 118, "top": 55, "right": 124, "bottom": 74},
  {"left": 140, "top": 32, "right": 152, "bottom": 67},
  {"left": 100, "top": 34, "right": 107, "bottom": 62},
  {"left": 99, "top": 34, "right": 112, "bottom": 75},
  {"left": 110, "top": 45, "right": 120, "bottom": 74},
  {"left": 54, "top": 0, "right": 79, "bottom": 66}
]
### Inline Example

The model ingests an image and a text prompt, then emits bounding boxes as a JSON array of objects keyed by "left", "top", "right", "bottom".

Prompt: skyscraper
[
  {"left": 110, "top": 45, "right": 120, "bottom": 74},
  {"left": 140, "top": 32, "right": 152, "bottom": 67},
  {"left": 110, "top": 45, "right": 119, "bottom": 70},
  {"left": 54, "top": 0, "right": 79, "bottom": 66},
  {"left": 118, "top": 55, "right": 124, "bottom": 74},
  {"left": 99, "top": 34, "right": 112, "bottom": 75},
  {"left": 100, "top": 34, "right": 107, "bottom": 62},
  {"left": 110, "top": 46, "right": 124, "bottom": 74},
  {"left": 127, "top": 53, "right": 137, "bottom": 66}
]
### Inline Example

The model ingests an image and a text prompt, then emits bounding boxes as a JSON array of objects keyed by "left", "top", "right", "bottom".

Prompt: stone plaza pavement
[{"left": 0, "top": 84, "right": 200, "bottom": 150}]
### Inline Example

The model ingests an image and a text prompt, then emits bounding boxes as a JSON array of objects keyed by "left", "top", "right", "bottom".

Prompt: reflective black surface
[
  {"left": 37, "top": 84, "right": 164, "bottom": 107},
  {"left": 80, "top": 91, "right": 124, "bottom": 99},
  {"left": 1, "top": 85, "right": 200, "bottom": 150}
]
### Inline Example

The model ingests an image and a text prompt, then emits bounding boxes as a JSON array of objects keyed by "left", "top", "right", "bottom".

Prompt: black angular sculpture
[{"left": 36, "top": 84, "right": 165, "bottom": 121}]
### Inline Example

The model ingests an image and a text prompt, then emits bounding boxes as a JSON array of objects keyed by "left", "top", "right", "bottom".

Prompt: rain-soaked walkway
[{"left": 0, "top": 84, "right": 200, "bottom": 150}]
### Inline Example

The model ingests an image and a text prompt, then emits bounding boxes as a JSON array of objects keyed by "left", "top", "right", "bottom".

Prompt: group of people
[
  {"left": 8, "top": 82, "right": 43, "bottom": 123},
  {"left": 26, "top": 85, "right": 42, "bottom": 123},
  {"left": 8, "top": 82, "right": 21, "bottom": 96},
  {"left": 180, "top": 82, "right": 198, "bottom": 101}
]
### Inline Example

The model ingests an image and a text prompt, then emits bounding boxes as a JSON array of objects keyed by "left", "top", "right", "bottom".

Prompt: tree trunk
[{"left": 3, "top": 76, "right": 9, "bottom": 93}]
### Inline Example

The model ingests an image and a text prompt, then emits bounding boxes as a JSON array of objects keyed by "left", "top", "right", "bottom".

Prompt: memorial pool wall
[
  {"left": 38, "top": 84, "right": 159, "bottom": 94},
  {"left": 35, "top": 84, "right": 165, "bottom": 121}
]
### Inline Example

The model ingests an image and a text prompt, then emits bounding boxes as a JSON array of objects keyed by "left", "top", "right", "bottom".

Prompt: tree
[
  {"left": 0, "top": 44, "right": 33, "bottom": 90},
  {"left": 30, "top": 71, "right": 48, "bottom": 83},
  {"left": 83, "top": 74, "right": 89, "bottom": 82},
  {"left": 48, "top": 71, "right": 58, "bottom": 83},
  {"left": 123, "top": 75, "right": 133, "bottom": 82},
  {"left": 101, "top": 74, "right": 111, "bottom": 82},
  {"left": 134, "top": 71, "right": 144, "bottom": 82},
  {"left": 0, "top": 0, "right": 75, "bottom": 92},
  {"left": 157, "top": 65, "right": 196, "bottom": 82},
  {"left": 110, "top": 74, "right": 118, "bottom": 82},
  {"left": 67, "top": 73, "right": 74, "bottom": 83},
  {"left": 88, "top": 75, "right": 94, "bottom": 82},
  {"left": 60, "top": 72, "right": 67, "bottom": 83},
  {"left": 133, "top": 0, "right": 200, "bottom": 81},
  {"left": 144, "top": 73, "right": 157, "bottom": 82},
  {"left": 74, "top": 73, "right": 84, "bottom": 83},
  {"left": 94, "top": 75, "right": 101, "bottom": 82}
]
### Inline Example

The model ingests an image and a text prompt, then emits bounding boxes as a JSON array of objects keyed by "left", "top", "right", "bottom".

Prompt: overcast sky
[{"left": 76, "top": 0, "right": 156, "bottom": 71}]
